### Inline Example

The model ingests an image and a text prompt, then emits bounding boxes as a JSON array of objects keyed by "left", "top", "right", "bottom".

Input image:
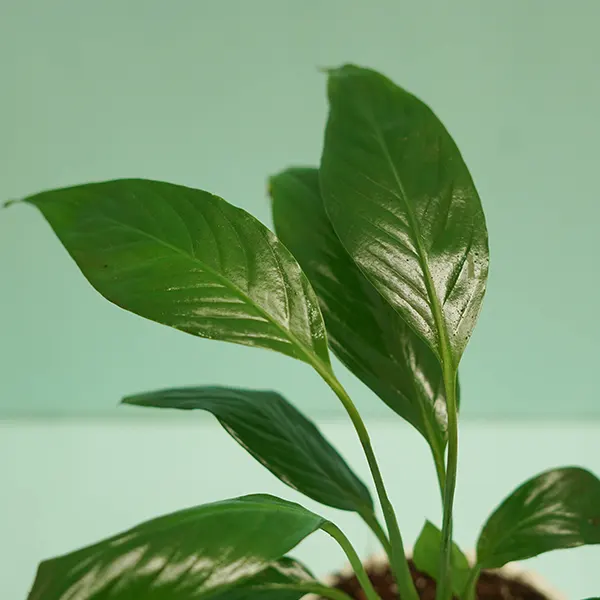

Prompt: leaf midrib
[
  {"left": 98, "top": 214, "right": 327, "bottom": 368},
  {"left": 198, "top": 390, "right": 370, "bottom": 508},
  {"left": 364, "top": 108, "right": 453, "bottom": 367},
  {"left": 478, "top": 502, "right": 584, "bottom": 566}
]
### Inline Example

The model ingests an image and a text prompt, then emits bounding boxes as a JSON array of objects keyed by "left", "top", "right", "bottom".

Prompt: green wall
[
  {"left": 3, "top": 420, "right": 600, "bottom": 598},
  {"left": 2, "top": 0, "right": 599, "bottom": 418}
]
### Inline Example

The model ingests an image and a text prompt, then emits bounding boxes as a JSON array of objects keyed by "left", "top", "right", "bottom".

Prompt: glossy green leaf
[
  {"left": 320, "top": 65, "right": 488, "bottom": 366},
  {"left": 413, "top": 520, "right": 469, "bottom": 596},
  {"left": 27, "top": 494, "right": 326, "bottom": 600},
  {"left": 209, "top": 557, "right": 316, "bottom": 600},
  {"left": 477, "top": 467, "right": 600, "bottom": 569},
  {"left": 124, "top": 386, "right": 373, "bottom": 513},
  {"left": 23, "top": 179, "right": 330, "bottom": 368},
  {"left": 270, "top": 167, "right": 458, "bottom": 465}
]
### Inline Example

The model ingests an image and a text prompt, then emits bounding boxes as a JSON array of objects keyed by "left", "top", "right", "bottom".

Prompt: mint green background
[
  {"left": 2, "top": 0, "right": 600, "bottom": 418},
  {"left": 2, "top": 419, "right": 600, "bottom": 598},
  {"left": 2, "top": 5, "right": 600, "bottom": 598}
]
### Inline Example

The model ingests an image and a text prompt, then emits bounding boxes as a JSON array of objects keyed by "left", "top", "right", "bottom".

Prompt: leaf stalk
[
  {"left": 323, "top": 521, "right": 382, "bottom": 600},
  {"left": 315, "top": 363, "right": 419, "bottom": 600},
  {"left": 436, "top": 362, "right": 459, "bottom": 600},
  {"left": 462, "top": 564, "right": 481, "bottom": 600}
]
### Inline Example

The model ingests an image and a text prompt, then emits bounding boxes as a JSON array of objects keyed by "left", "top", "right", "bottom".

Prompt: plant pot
[{"left": 315, "top": 554, "right": 565, "bottom": 600}]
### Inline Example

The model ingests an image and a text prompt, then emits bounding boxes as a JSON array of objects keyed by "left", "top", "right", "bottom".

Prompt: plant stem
[
  {"left": 432, "top": 445, "right": 446, "bottom": 499},
  {"left": 323, "top": 521, "right": 382, "bottom": 600},
  {"left": 462, "top": 565, "right": 481, "bottom": 600},
  {"left": 316, "top": 365, "right": 419, "bottom": 600},
  {"left": 359, "top": 509, "right": 393, "bottom": 557},
  {"left": 435, "top": 363, "right": 459, "bottom": 600}
]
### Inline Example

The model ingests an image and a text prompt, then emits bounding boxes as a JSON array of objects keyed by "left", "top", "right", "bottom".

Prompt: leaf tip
[
  {"left": 120, "top": 395, "right": 138, "bottom": 407},
  {"left": 324, "top": 63, "right": 366, "bottom": 79},
  {"left": 266, "top": 170, "right": 293, "bottom": 202},
  {"left": 323, "top": 64, "right": 372, "bottom": 100}
]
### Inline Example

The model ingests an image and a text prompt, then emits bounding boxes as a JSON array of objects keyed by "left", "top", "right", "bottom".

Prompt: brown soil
[{"left": 326, "top": 559, "right": 548, "bottom": 600}]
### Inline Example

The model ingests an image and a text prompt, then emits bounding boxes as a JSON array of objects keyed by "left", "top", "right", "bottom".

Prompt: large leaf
[
  {"left": 477, "top": 467, "right": 600, "bottom": 569},
  {"left": 412, "top": 520, "right": 469, "bottom": 597},
  {"left": 320, "top": 65, "right": 488, "bottom": 367},
  {"left": 124, "top": 386, "right": 373, "bottom": 513},
  {"left": 270, "top": 167, "right": 456, "bottom": 466},
  {"left": 23, "top": 179, "right": 330, "bottom": 368},
  {"left": 210, "top": 557, "right": 316, "bottom": 600},
  {"left": 27, "top": 494, "right": 326, "bottom": 600}
]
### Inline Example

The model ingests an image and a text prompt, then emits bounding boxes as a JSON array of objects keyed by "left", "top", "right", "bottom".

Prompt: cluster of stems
[{"left": 312, "top": 356, "right": 464, "bottom": 600}]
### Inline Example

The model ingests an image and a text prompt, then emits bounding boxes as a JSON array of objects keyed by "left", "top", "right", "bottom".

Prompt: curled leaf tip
[{"left": 3, "top": 199, "right": 19, "bottom": 209}]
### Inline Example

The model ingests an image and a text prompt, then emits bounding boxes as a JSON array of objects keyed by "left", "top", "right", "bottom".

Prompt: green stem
[
  {"left": 316, "top": 366, "right": 419, "bottom": 600},
  {"left": 432, "top": 445, "right": 446, "bottom": 499},
  {"left": 462, "top": 565, "right": 481, "bottom": 600},
  {"left": 323, "top": 521, "right": 381, "bottom": 600},
  {"left": 436, "top": 364, "right": 459, "bottom": 600},
  {"left": 360, "top": 509, "right": 393, "bottom": 557}
]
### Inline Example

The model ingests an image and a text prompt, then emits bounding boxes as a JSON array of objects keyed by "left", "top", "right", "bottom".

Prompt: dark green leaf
[
  {"left": 320, "top": 65, "right": 488, "bottom": 366},
  {"left": 124, "top": 386, "right": 373, "bottom": 513},
  {"left": 24, "top": 179, "right": 330, "bottom": 368},
  {"left": 27, "top": 494, "right": 326, "bottom": 600},
  {"left": 209, "top": 557, "right": 316, "bottom": 600},
  {"left": 270, "top": 167, "right": 457, "bottom": 464},
  {"left": 477, "top": 467, "right": 600, "bottom": 569},
  {"left": 413, "top": 520, "right": 469, "bottom": 596}
]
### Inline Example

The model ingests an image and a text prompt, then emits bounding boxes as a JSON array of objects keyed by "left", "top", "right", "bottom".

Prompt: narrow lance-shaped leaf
[
  {"left": 22, "top": 179, "right": 330, "bottom": 368},
  {"left": 27, "top": 494, "right": 326, "bottom": 600},
  {"left": 412, "top": 520, "right": 470, "bottom": 597},
  {"left": 270, "top": 167, "right": 460, "bottom": 468},
  {"left": 320, "top": 65, "right": 489, "bottom": 367},
  {"left": 124, "top": 386, "right": 373, "bottom": 513},
  {"left": 476, "top": 467, "right": 600, "bottom": 569}
]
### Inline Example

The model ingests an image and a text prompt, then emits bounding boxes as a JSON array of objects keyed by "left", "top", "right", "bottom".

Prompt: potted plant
[{"left": 9, "top": 64, "right": 599, "bottom": 600}]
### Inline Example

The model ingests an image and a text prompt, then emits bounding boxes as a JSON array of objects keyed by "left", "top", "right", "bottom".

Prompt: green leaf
[
  {"left": 27, "top": 494, "right": 326, "bottom": 600},
  {"left": 23, "top": 179, "right": 330, "bottom": 368},
  {"left": 477, "top": 467, "right": 600, "bottom": 569},
  {"left": 413, "top": 520, "right": 469, "bottom": 596},
  {"left": 320, "top": 65, "right": 488, "bottom": 367},
  {"left": 124, "top": 386, "right": 373, "bottom": 513},
  {"left": 209, "top": 557, "right": 316, "bottom": 600},
  {"left": 270, "top": 167, "right": 457, "bottom": 465}
]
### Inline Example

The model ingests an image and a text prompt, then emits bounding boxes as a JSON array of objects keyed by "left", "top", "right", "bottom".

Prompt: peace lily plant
[{"left": 11, "top": 65, "right": 600, "bottom": 600}]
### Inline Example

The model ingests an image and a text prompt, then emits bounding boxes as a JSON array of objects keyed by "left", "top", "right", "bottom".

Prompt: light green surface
[
  {"left": 2, "top": 1, "right": 599, "bottom": 417},
  {"left": 2, "top": 419, "right": 599, "bottom": 598}
]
